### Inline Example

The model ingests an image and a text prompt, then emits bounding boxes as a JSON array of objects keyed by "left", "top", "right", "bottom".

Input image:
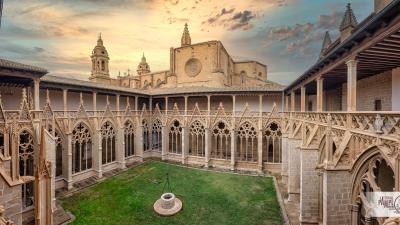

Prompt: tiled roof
[
  {"left": 149, "top": 81, "right": 285, "bottom": 96},
  {"left": 41, "top": 75, "right": 148, "bottom": 95},
  {"left": 0, "top": 58, "right": 48, "bottom": 74},
  {"left": 41, "top": 74, "right": 285, "bottom": 96}
]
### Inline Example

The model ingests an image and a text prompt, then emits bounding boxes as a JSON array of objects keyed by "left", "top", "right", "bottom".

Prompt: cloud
[
  {"left": 316, "top": 11, "right": 344, "bottom": 30},
  {"left": 205, "top": 8, "right": 235, "bottom": 25},
  {"left": 228, "top": 10, "right": 256, "bottom": 30}
]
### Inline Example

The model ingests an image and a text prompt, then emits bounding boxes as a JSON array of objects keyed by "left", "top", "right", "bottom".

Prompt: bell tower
[
  {"left": 90, "top": 33, "right": 110, "bottom": 83},
  {"left": 181, "top": 23, "right": 191, "bottom": 47},
  {"left": 137, "top": 53, "right": 151, "bottom": 75}
]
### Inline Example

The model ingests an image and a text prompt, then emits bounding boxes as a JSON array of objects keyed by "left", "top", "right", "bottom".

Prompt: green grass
[{"left": 60, "top": 161, "right": 282, "bottom": 225}]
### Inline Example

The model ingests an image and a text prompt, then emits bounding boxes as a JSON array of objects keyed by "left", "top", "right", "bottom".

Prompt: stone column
[
  {"left": 134, "top": 96, "right": 139, "bottom": 111},
  {"left": 301, "top": 86, "right": 306, "bottom": 112},
  {"left": 300, "top": 147, "right": 320, "bottom": 224},
  {"left": 258, "top": 94, "right": 263, "bottom": 172},
  {"left": 281, "top": 133, "right": 289, "bottom": 184},
  {"left": 205, "top": 95, "right": 211, "bottom": 167},
  {"left": 230, "top": 95, "right": 236, "bottom": 170},
  {"left": 33, "top": 78, "right": 40, "bottom": 111},
  {"left": 116, "top": 126, "right": 126, "bottom": 169},
  {"left": 66, "top": 134, "right": 73, "bottom": 190},
  {"left": 149, "top": 97, "right": 153, "bottom": 112},
  {"left": 316, "top": 78, "right": 324, "bottom": 112},
  {"left": 93, "top": 131, "right": 102, "bottom": 178},
  {"left": 136, "top": 125, "right": 144, "bottom": 162},
  {"left": 165, "top": 96, "right": 169, "bottom": 114},
  {"left": 291, "top": 91, "right": 295, "bottom": 112},
  {"left": 346, "top": 59, "right": 357, "bottom": 111},
  {"left": 161, "top": 125, "right": 168, "bottom": 161},
  {"left": 287, "top": 138, "right": 301, "bottom": 201},
  {"left": 93, "top": 92, "right": 97, "bottom": 116},
  {"left": 182, "top": 96, "right": 189, "bottom": 164},
  {"left": 322, "top": 170, "right": 351, "bottom": 225},
  {"left": 63, "top": 89, "right": 68, "bottom": 116},
  {"left": 116, "top": 94, "right": 120, "bottom": 115},
  {"left": 285, "top": 95, "right": 289, "bottom": 112}
]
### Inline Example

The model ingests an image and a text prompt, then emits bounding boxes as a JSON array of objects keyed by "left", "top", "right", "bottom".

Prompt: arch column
[
  {"left": 300, "top": 147, "right": 319, "bottom": 224},
  {"left": 66, "top": 133, "right": 73, "bottom": 190},
  {"left": 230, "top": 95, "right": 236, "bottom": 170},
  {"left": 116, "top": 126, "right": 126, "bottom": 169},
  {"left": 182, "top": 125, "right": 189, "bottom": 164},
  {"left": 287, "top": 136, "right": 301, "bottom": 201},
  {"left": 136, "top": 124, "right": 144, "bottom": 161},
  {"left": 205, "top": 95, "right": 211, "bottom": 167},
  {"left": 161, "top": 125, "right": 168, "bottom": 161},
  {"left": 93, "top": 129, "right": 102, "bottom": 178},
  {"left": 257, "top": 94, "right": 263, "bottom": 172}
]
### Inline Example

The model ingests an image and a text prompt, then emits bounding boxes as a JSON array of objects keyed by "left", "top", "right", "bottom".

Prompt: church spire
[
  {"left": 181, "top": 23, "right": 191, "bottom": 47},
  {"left": 319, "top": 31, "right": 332, "bottom": 58},
  {"left": 339, "top": 3, "right": 358, "bottom": 42},
  {"left": 340, "top": 3, "right": 358, "bottom": 31},
  {"left": 97, "top": 33, "right": 103, "bottom": 46}
]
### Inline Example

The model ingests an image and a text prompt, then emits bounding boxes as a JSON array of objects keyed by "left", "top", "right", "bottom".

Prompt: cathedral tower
[
  {"left": 137, "top": 53, "right": 151, "bottom": 75},
  {"left": 339, "top": 4, "right": 358, "bottom": 42},
  {"left": 90, "top": 33, "right": 110, "bottom": 82},
  {"left": 181, "top": 23, "right": 191, "bottom": 47}
]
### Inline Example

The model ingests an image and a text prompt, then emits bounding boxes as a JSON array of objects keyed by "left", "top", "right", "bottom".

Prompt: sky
[{"left": 0, "top": 0, "right": 373, "bottom": 85}]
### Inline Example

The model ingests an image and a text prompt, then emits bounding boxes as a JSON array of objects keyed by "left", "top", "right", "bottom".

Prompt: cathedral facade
[
  {"left": 89, "top": 23, "right": 273, "bottom": 90},
  {"left": 0, "top": 0, "right": 400, "bottom": 225}
]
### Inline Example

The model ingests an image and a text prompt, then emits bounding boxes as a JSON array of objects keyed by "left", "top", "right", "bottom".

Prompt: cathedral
[
  {"left": 0, "top": 0, "right": 400, "bottom": 224},
  {"left": 89, "top": 23, "right": 276, "bottom": 90}
]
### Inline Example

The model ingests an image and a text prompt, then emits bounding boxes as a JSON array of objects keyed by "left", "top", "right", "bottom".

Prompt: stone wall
[
  {"left": 300, "top": 148, "right": 319, "bottom": 224},
  {"left": 0, "top": 178, "right": 22, "bottom": 225},
  {"left": 323, "top": 170, "right": 351, "bottom": 225},
  {"left": 342, "top": 71, "right": 392, "bottom": 111}
]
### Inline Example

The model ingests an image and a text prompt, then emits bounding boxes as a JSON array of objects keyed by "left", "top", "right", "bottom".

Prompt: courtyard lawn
[{"left": 60, "top": 161, "right": 282, "bottom": 225}]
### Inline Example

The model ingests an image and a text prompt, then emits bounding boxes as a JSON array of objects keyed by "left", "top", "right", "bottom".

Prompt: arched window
[
  {"left": 124, "top": 121, "right": 135, "bottom": 157},
  {"left": 143, "top": 120, "right": 150, "bottom": 152},
  {"left": 152, "top": 119, "right": 162, "bottom": 151},
  {"left": 236, "top": 122, "right": 258, "bottom": 162},
  {"left": 211, "top": 121, "right": 231, "bottom": 160},
  {"left": 19, "top": 130, "right": 35, "bottom": 208},
  {"left": 55, "top": 131, "right": 63, "bottom": 177},
  {"left": 101, "top": 121, "right": 116, "bottom": 164},
  {"left": 101, "top": 60, "right": 105, "bottom": 71},
  {"left": 189, "top": 120, "right": 205, "bottom": 157},
  {"left": 354, "top": 156, "right": 394, "bottom": 224},
  {"left": 169, "top": 120, "right": 182, "bottom": 154},
  {"left": 72, "top": 123, "right": 92, "bottom": 173},
  {"left": 240, "top": 71, "right": 246, "bottom": 84},
  {"left": 262, "top": 122, "right": 282, "bottom": 163}
]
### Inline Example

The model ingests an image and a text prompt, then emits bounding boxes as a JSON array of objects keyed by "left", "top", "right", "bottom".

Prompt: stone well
[{"left": 153, "top": 193, "right": 183, "bottom": 216}]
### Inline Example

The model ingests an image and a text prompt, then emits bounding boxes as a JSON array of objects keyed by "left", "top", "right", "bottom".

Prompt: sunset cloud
[{"left": 0, "top": 0, "right": 373, "bottom": 84}]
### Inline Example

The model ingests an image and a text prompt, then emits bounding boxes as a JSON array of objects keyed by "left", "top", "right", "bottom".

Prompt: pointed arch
[
  {"left": 151, "top": 119, "right": 162, "bottom": 151},
  {"left": 169, "top": 119, "right": 183, "bottom": 154},
  {"left": 100, "top": 121, "right": 116, "bottom": 164},
  {"left": 189, "top": 120, "right": 205, "bottom": 157},
  {"left": 350, "top": 147, "right": 395, "bottom": 225},
  {"left": 72, "top": 122, "right": 93, "bottom": 173},
  {"left": 142, "top": 119, "right": 151, "bottom": 152},
  {"left": 18, "top": 129, "right": 35, "bottom": 208},
  {"left": 263, "top": 121, "right": 282, "bottom": 163},
  {"left": 211, "top": 120, "right": 231, "bottom": 160},
  {"left": 124, "top": 119, "right": 135, "bottom": 157},
  {"left": 236, "top": 121, "right": 258, "bottom": 162}
]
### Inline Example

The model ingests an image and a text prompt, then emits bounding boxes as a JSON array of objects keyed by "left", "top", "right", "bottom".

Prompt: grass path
[{"left": 61, "top": 161, "right": 282, "bottom": 225}]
